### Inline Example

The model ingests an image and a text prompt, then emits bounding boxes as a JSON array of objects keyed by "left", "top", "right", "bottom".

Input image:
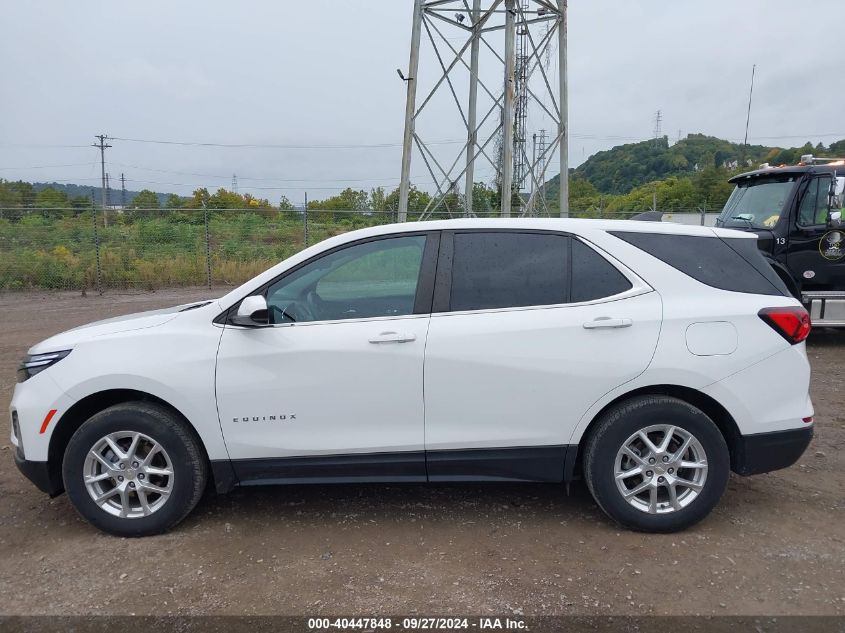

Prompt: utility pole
[
  {"left": 92, "top": 134, "right": 111, "bottom": 226},
  {"left": 120, "top": 173, "right": 127, "bottom": 208},
  {"left": 530, "top": 133, "right": 537, "bottom": 216},
  {"left": 743, "top": 64, "right": 756, "bottom": 150},
  {"left": 653, "top": 110, "right": 663, "bottom": 146},
  {"left": 558, "top": 0, "right": 569, "bottom": 218},
  {"left": 500, "top": 0, "right": 516, "bottom": 217},
  {"left": 105, "top": 173, "right": 111, "bottom": 208},
  {"left": 304, "top": 192, "right": 309, "bottom": 246},
  {"left": 464, "top": 0, "right": 481, "bottom": 218},
  {"left": 232, "top": 174, "right": 238, "bottom": 194},
  {"left": 398, "top": 0, "right": 424, "bottom": 222}
]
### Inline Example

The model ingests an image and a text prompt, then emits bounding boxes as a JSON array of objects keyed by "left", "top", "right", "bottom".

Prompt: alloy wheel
[{"left": 614, "top": 424, "right": 708, "bottom": 514}]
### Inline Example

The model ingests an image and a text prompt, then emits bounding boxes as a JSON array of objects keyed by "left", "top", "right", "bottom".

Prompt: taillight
[{"left": 758, "top": 306, "right": 811, "bottom": 344}]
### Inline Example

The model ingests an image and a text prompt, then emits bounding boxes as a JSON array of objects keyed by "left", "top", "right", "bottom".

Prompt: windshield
[{"left": 717, "top": 176, "right": 798, "bottom": 229}]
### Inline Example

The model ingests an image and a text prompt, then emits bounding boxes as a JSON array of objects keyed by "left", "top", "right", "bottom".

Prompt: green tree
[
  {"left": 279, "top": 195, "right": 295, "bottom": 210},
  {"left": 127, "top": 189, "right": 160, "bottom": 220},
  {"left": 129, "top": 189, "right": 160, "bottom": 209},
  {"left": 208, "top": 188, "right": 245, "bottom": 210},
  {"left": 370, "top": 187, "right": 387, "bottom": 212},
  {"left": 383, "top": 185, "right": 432, "bottom": 219},
  {"left": 184, "top": 188, "right": 211, "bottom": 209},
  {"left": 164, "top": 193, "right": 184, "bottom": 209},
  {"left": 308, "top": 187, "right": 369, "bottom": 222}
]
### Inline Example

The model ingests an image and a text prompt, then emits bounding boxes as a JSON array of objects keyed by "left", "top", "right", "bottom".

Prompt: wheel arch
[
  {"left": 46, "top": 389, "right": 214, "bottom": 496},
  {"left": 565, "top": 384, "right": 742, "bottom": 481}
]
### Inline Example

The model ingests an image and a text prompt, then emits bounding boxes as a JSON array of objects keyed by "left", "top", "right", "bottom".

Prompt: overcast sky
[{"left": 2, "top": 0, "right": 844, "bottom": 204}]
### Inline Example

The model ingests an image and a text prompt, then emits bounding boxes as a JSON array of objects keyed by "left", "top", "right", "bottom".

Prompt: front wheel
[
  {"left": 583, "top": 395, "right": 730, "bottom": 533},
  {"left": 63, "top": 402, "right": 208, "bottom": 537}
]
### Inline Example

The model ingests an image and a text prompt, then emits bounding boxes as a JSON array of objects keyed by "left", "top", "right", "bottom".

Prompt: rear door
[{"left": 423, "top": 230, "right": 662, "bottom": 481}]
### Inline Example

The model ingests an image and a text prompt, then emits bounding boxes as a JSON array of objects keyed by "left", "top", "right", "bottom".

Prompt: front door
[
  {"left": 788, "top": 175, "right": 845, "bottom": 289},
  {"left": 423, "top": 231, "right": 662, "bottom": 481},
  {"left": 215, "top": 233, "right": 438, "bottom": 483}
]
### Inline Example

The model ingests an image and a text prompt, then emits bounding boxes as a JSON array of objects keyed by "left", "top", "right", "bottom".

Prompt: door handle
[
  {"left": 368, "top": 331, "right": 417, "bottom": 344},
  {"left": 583, "top": 317, "right": 633, "bottom": 330}
]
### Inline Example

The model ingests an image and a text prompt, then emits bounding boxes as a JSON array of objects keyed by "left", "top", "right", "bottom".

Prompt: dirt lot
[{"left": 0, "top": 289, "right": 842, "bottom": 616}]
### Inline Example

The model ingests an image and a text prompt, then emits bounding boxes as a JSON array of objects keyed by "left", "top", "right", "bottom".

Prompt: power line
[
  {"left": 121, "top": 177, "right": 437, "bottom": 191},
  {"left": 108, "top": 136, "right": 466, "bottom": 149},
  {"left": 0, "top": 162, "right": 98, "bottom": 170},
  {"left": 107, "top": 161, "right": 429, "bottom": 183}
]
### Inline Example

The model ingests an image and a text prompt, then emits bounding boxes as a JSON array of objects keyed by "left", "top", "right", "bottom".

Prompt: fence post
[
  {"left": 203, "top": 203, "right": 212, "bottom": 290},
  {"left": 91, "top": 191, "right": 103, "bottom": 295},
  {"left": 304, "top": 192, "right": 309, "bottom": 247}
]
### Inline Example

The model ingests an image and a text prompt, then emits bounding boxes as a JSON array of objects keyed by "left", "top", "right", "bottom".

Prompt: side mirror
[
  {"left": 829, "top": 210, "right": 842, "bottom": 228},
  {"left": 231, "top": 295, "right": 269, "bottom": 327}
]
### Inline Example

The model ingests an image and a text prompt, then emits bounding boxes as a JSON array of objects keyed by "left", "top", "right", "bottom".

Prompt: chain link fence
[{"left": 0, "top": 206, "right": 716, "bottom": 292}]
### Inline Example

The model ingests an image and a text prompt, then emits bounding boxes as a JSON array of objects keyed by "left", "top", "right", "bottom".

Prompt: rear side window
[
  {"left": 571, "top": 239, "right": 632, "bottom": 302},
  {"left": 450, "top": 232, "right": 568, "bottom": 311},
  {"left": 610, "top": 231, "right": 788, "bottom": 297}
]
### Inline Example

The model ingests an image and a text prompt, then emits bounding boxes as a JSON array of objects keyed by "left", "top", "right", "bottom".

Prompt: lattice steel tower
[{"left": 398, "top": 0, "right": 569, "bottom": 220}]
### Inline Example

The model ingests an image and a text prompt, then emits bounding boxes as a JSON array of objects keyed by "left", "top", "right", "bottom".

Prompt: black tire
[
  {"left": 63, "top": 402, "right": 208, "bottom": 537},
  {"left": 583, "top": 395, "right": 730, "bottom": 533}
]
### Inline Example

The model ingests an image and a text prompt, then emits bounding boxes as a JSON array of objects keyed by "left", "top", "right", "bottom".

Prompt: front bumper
[
  {"left": 732, "top": 425, "right": 813, "bottom": 476},
  {"left": 14, "top": 451, "right": 63, "bottom": 496}
]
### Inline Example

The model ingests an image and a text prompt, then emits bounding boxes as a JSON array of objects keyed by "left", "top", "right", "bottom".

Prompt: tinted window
[
  {"left": 610, "top": 231, "right": 788, "bottom": 297},
  {"left": 797, "top": 176, "right": 832, "bottom": 227},
  {"left": 449, "top": 232, "right": 568, "bottom": 311},
  {"left": 265, "top": 235, "right": 426, "bottom": 323},
  {"left": 571, "top": 239, "right": 632, "bottom": 302}
]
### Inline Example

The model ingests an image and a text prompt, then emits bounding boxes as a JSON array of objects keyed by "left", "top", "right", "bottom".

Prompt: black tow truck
[{"left": 714, "top": 155, "right": 845, "bottom": 327}]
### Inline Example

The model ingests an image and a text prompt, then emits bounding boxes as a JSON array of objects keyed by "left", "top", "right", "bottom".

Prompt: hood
[{"left": 29, "top": 301, "right": 214, "bottom": 354}]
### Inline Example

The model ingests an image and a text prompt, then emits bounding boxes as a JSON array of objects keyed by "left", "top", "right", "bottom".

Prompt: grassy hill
[
  {"left": 30, "top": 182, "right": 174, "bottom": 207},
  {"left": 544, "top": 134, "right": 845, "bottom": 203}
]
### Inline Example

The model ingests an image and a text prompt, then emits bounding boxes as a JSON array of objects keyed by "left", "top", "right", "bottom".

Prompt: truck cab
[{"left": 715, "top": 156, "right": 845, "bottom": 327}]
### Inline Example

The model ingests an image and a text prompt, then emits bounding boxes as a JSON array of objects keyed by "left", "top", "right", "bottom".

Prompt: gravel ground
[{"left": 0, "top": 288, "right": 842, "bottom": 616}]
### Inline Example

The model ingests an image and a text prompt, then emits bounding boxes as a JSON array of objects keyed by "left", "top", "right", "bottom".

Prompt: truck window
[
  {"left": 718, "top": 176, "right": 796, "bottom": 229},
  {"left": 797, "top": 176, "right": 832, "bottom": 227}
]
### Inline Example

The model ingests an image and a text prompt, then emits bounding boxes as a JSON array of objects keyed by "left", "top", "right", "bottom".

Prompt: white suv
[{"left": 11, "top": 219, "right": 814, "bottom": 536}]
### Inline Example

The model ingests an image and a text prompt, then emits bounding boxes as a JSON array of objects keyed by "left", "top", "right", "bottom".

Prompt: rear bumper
[
  {"left": 14, "top": 452, "right": 63, "bottom": 497},
  {"left": 732, "top": 426, "right": 813, "bottom": 476}
]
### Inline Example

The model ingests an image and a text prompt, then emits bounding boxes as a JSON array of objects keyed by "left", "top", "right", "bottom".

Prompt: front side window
[
  {"left": 265, "top": 235, "right": 426, "bottom": 323},
  {"left": 797, "top": 176, "right": 832, "bottom": 227},
  {"left": 449, "top": 232, "right": 568, "bottom": 311}
]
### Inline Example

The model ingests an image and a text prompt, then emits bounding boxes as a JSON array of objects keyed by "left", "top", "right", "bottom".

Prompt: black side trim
[
  {"left": 216, "top": 446, "right": 577, "bottom": 487},
  {"left": 14, "top": 454, "right": 63, "bottom": 497},
  {"left": 230, "top": 451, "right": 427, "bottom": 485},
  {"left": 426, "top": 446, "right": 567, "bottom": 482},
  {"left": 732, "top": 426, "right": 813, "bottom": 476},
  {"left": 412, "top": 231, "right": 441, "bottom": 314},
  {"left": 210, "top": 459, "right": 238, "bottom": 494},
  {"left": 432, "top": 230, "right": 454, "bottom": 313},
  {"left": 563, "top": 444, "right": 580, "bottom": 482}
]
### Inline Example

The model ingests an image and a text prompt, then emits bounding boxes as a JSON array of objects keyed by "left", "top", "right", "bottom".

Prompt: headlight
[{"left": 17, "top": 350, "right": 71, "bottom": 383}]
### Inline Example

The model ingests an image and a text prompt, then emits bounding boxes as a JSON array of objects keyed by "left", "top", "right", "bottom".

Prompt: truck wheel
[
  {"left": 583, "top": 395, "right": 729, "bottom": 533},
  {"left": 62, "top": 402, "right": 207, "bottom": 537}
]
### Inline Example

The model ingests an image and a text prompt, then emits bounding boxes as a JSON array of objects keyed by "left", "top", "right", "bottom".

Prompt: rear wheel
[
  {"left": 583, "top": 395, "right": 730, "bottom": 532},
  {"left": 63, "top": 402, "right": 207, "bottom": 537}
]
